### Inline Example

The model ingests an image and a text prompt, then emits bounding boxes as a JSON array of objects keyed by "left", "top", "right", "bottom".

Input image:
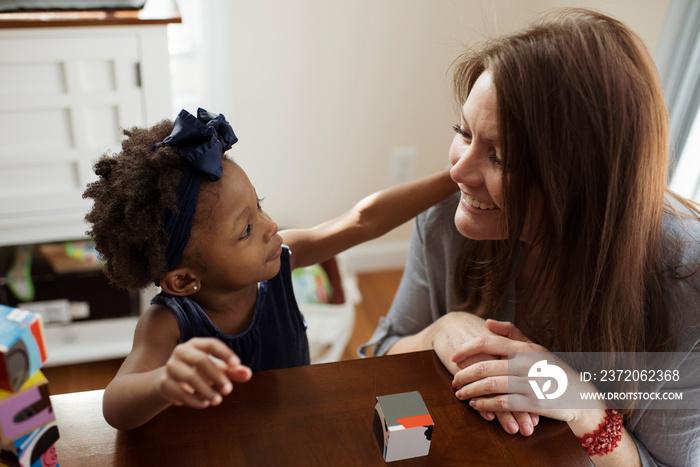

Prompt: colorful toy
[
  {"left": 0, "top": 306, "right": 58, "bottom": 466},
  {"left": 0, "top": 371, "right": 54, "bottom": 446},
  {"left": 0, "top": 306, "right": 47, "bottom": 393},
  {"left": 291, "top": 264, "right": 332, "bottom": 304},
  {"left": 5, "top": 245, "right": 35, "bottom": 303},
  {"left": 1, "top": 420, "right": 59, "bottom": 467},
  {"left": 63, "top": 240, "right": 101, "bottom": 265}
]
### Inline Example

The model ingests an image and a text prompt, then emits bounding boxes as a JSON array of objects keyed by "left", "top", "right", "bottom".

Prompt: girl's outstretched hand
[{"left": 159, "top": 337, "right": 252, "bottom": 408}]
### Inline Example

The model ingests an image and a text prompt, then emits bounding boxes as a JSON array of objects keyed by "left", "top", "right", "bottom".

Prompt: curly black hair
[{"left": 83, "top": 119, "right": 188, "bottom": 291}]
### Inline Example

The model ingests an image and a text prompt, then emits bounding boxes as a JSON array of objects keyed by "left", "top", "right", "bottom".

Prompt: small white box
[{"left": 374, "top": 391, "right": 433, "bottom": 462}]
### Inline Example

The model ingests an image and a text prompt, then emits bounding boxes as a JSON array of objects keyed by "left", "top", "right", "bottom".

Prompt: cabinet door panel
[
  {"left": 0, "top": 61, "right": 66, "bottom": 95},
  {"left": 0, "top": 29, "right": 160, "bottom": 245}
]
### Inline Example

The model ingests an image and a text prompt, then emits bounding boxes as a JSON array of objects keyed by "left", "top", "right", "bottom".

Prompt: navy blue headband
[{"left": 151, "top": 108, "right": 237, "bottom": 273}]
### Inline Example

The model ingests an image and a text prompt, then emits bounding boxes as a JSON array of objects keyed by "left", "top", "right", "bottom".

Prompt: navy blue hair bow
[
  {"left": 151, "top": 108, "right": 238, "bottom": 274},
  {"left": 152, "top": 108, "right": 237, "bottom": 181}
]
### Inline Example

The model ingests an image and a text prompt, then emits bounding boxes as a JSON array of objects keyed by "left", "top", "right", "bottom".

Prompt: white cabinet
[
  {"left": 0, "top": 24, "right": 172, "bottom": 247},
  {"left": 0, "top": 13, "right": 176, "bottom": 366}
]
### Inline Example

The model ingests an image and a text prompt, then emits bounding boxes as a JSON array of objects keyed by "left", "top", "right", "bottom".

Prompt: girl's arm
[
  {"left": 102, "top": 306, "right": 251, "bottom": 430},
  {"left": 281, "top": 168, "right": 457, "bottom": 270}
]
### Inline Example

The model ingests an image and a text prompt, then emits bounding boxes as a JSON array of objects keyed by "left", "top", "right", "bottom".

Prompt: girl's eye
[
  {"left": 488, "top": 150, "right": 502, "bottom": 167},
  {"left": 452, "top": 124, "right": 471, "bottom": 141},
  {"left": 240, "top": 224, "right": 252, "bottom": 240},
  {"left": 257, "top": 197, "right": 264, "bottom": 211}
]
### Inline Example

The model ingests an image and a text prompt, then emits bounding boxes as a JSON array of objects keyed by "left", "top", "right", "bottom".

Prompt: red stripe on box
[
  {"left": 396, "top": 414, "right": 433, "bottom": 429},
  {"left": 30, "top": 319, "right": 47, "bottom": 363}
]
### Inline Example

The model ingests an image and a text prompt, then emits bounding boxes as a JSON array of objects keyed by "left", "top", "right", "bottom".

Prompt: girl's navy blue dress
[{"left": 151, "top": 246, "right": 310, "bottom": 371}]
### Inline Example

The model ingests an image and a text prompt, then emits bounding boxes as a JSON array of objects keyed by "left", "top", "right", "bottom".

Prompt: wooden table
[{"left": 51, "top": 351, "right": 592, "bottom": 466}]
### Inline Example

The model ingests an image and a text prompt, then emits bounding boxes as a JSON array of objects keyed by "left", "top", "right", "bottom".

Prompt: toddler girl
[{"left": 83, "top": 108, "right": 456, "bottom": 430}]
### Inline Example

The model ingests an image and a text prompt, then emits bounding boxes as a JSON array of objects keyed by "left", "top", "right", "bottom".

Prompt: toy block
[
  {"left": 1, "top": 420, "right": 59, "bottom": 467},
  {"left": 373, "top": 391, "right": 433, "bottom": 462},
  {"left": 0, "top": 306, "right": 47, "bottom": 393},
  {"left": 0, "top": 372, "right": 54, "bottom": 445}
]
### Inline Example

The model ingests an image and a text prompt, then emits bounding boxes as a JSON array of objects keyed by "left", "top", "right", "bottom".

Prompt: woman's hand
[
  {"left": 451, "top": 320, "right": 605, "bottom": 436},
  {"left": 430, "top": 312, "right": 498, "bottom": 372},
  {"left": 429, "top": 314, "right": 540, "bottom": 436},
  {"left": 158, "top": 337, "right": 252, "bottom": 408}
]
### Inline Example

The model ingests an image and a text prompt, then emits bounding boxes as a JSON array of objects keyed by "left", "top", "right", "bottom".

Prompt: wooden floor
[{"left": 42, "top": 269, "right": 403, "bottom": 395}]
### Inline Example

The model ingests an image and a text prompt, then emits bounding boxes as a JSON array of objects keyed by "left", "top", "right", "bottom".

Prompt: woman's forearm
[
  {"left": 385, "top": 312, "right": 491, "bottom": 374},
  {"left": 386, "top": 326, "right": 435, "bottom": 355}
]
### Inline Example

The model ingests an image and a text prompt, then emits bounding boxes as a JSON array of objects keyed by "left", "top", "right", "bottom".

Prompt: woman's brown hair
[{"left": 451, "top": 8, "right": 679, "bottom": 355}]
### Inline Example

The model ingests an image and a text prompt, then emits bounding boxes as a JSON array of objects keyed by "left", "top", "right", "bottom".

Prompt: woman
[{"left": 361, "top": 8, "right": 700, "bottom": 466}]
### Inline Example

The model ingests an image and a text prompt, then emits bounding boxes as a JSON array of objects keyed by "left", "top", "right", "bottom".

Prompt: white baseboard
[{"left": 341, "top": 241, "right": 409, "bottom": 273}]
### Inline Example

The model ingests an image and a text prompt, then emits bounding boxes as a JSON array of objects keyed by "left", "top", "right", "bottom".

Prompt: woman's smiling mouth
[{"left": 462, "top": 193, "right": 497, "bottom": 210}]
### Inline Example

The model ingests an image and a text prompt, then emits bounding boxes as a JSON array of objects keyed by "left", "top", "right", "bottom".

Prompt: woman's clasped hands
[{"left": 450, "top": 319, "right": 606, "bottom": 437}]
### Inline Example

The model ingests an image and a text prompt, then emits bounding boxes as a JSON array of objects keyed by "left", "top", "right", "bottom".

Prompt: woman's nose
[{"left": 450, "top": 141, "right": 484, "bottom": 187}]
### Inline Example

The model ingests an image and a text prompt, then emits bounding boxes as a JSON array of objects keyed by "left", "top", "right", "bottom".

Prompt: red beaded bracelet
[{"left": 577, "top": 409, "right": 624, "bottom": 456}]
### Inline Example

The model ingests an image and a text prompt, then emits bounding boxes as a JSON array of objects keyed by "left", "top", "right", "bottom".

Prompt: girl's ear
[{"left": 160, "top": 269, "right": 200, "bottom": 296}]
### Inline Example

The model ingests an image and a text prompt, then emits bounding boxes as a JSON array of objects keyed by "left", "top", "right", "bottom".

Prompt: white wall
[{"left": 172, "top": 0, "right": 670, "bottom": 269}]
